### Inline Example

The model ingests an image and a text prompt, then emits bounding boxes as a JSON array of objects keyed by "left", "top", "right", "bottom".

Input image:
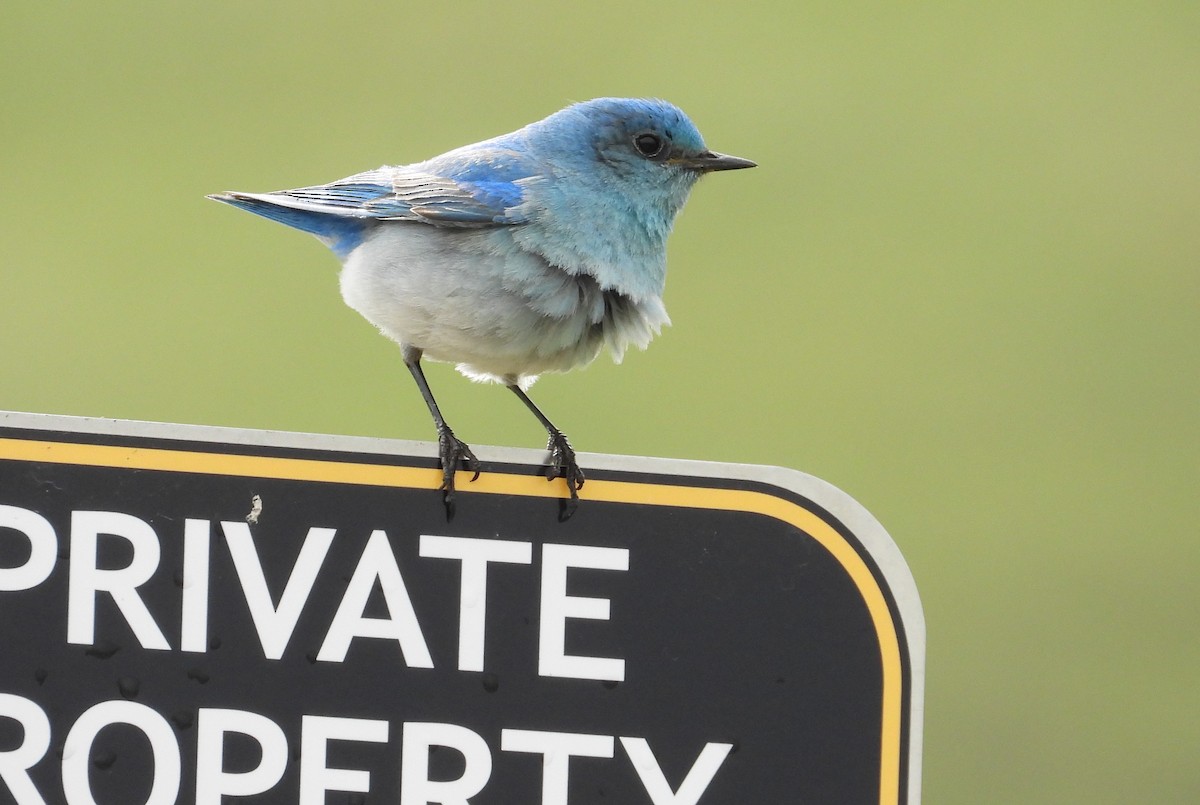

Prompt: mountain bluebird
[{"left": 209, "top": 97, "right": 754, "bottom": 516}]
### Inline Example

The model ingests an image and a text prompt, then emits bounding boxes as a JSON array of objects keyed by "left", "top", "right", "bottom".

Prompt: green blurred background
[{"left": 2, "top": 2, "right": 1196, "bottom": 801}]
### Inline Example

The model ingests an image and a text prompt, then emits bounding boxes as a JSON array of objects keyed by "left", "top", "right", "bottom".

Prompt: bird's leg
[
  {"left": 403, "top": 346, "right": 479, "bottom": 517},
  {"left": 508, "top": 384, "right": 585, "bottom": 518}
]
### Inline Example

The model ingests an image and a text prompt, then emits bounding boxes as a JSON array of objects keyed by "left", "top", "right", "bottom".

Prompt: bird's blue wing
[
  {"left": 272, "top": 154, "right": 534, "bottom": 227},
  {"left": 210, "top": 147, "right": 538, "bottom": 254}
]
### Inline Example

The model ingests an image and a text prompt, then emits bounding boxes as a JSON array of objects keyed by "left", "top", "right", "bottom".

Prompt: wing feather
[{"left": 263, "top": 156, "right": 533, "bottom": 227}]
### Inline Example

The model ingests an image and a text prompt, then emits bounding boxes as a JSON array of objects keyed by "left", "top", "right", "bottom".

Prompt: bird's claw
[
  {"left": 545, "top": 430, "right": 585, "bottom": 519},
  {"left": 437, "top": 426, "right": 480, "bottom": 518}
]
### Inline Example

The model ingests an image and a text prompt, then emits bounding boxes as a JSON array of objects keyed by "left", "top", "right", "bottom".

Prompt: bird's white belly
[{"left": 339, "top": 224, "right": 666, "bottom": 384}]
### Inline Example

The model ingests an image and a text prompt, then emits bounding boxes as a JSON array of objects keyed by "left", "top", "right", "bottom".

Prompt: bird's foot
[
  {"left": 437, "top": 426, "right": 480, "bottom": 518},
  {"left": 545, "top": 430, "right": 585, "bottom": 520}
]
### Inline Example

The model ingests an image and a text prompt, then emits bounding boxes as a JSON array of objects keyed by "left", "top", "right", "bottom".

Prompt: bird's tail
[{"left": 207, "top": 191, "right": 366, "bottom": 257}]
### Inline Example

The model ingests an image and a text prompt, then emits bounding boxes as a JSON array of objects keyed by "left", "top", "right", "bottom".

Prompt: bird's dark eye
[{"left": 633, "top": 132, "right": 665, "bottom": 158}]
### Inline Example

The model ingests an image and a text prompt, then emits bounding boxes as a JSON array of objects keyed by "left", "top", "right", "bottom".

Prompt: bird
[{"left": 209, "top": 97, "right": 754, "bottom": 518}]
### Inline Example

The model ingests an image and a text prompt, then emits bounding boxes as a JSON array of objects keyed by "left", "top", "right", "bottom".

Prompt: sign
[{"left": 0, "top": 411, "right": 924, "bottom": 804}]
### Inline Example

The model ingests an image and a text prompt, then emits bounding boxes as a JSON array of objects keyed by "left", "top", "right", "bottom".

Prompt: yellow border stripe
[{"left": 0, "top": 436, "right": 903, "bottom": 803}]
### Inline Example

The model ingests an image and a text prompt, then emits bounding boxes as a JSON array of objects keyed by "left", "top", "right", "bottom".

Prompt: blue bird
[{"left": 209, "top": 97, "right": 754, "bottom": 517}]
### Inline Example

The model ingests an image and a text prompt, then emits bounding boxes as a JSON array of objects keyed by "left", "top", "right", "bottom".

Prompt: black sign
[{"left": 0, "top": 411, "right": 924, "bottom": 804}]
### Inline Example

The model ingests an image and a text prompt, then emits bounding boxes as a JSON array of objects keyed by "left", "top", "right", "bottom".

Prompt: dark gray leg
[
  {"left": 403, "top": 346, "right": 479, "bottom": 516},
  {"left": 508, "top": 384, "right": 585, "bottom": 518}
]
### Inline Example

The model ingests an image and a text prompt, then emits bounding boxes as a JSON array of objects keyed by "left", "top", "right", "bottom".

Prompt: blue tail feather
[{"left": 208, "top": 193, "right": 367, "bottom": 258}]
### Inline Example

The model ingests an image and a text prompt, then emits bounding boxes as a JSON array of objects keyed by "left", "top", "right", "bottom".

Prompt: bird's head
[
  {"left": 526, "top": 98, "right": 755, "bottom": 226},
  {"left": 506, "top": 98, "right": 754, "bottom": 300}
]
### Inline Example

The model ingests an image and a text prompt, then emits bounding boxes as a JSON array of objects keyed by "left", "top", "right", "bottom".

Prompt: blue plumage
[
  {"left": 210, "top": 193, "right": 369, "bottom": 257},
  {"left": 209, "top": 97, "right": 754, "bottom": 516}
]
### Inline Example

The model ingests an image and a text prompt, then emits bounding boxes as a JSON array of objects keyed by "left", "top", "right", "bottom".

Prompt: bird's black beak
[{"left": 673, "top": 150, "right": 757, "bottom": 172}]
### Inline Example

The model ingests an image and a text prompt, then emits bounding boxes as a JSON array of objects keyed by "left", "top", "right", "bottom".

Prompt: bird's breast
[{"left": 338, "top": 224, "right": 669, "bottom": 383}]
